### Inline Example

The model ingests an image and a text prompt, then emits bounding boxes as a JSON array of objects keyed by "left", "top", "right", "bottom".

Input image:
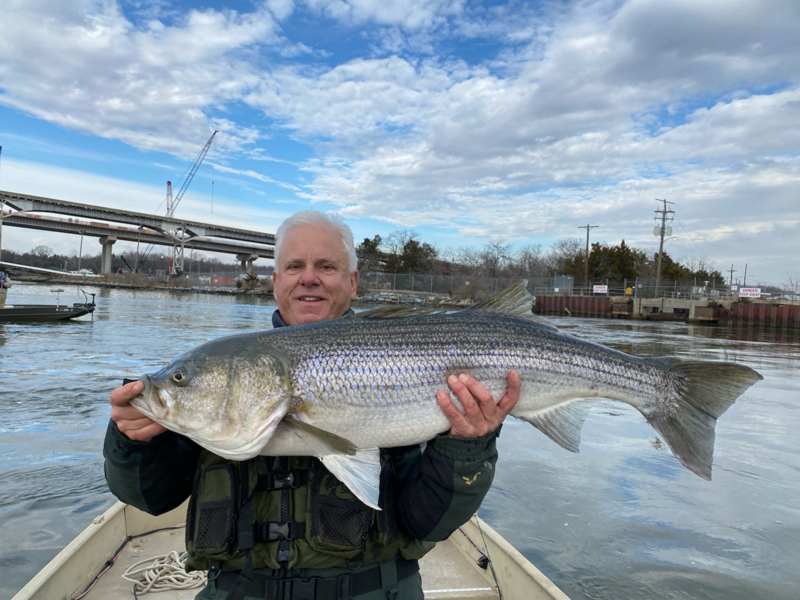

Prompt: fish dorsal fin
[
  {"left": 470, "top": 280, "right": 533, "bottom": 316},
  {"left": 347, "top": 305, "right": 446, "bottom": 320},
  {"left": 468, "top": 280, "right": 558, "bottom": 330}
]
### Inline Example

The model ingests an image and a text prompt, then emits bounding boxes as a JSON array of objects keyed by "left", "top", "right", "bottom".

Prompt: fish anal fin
[
  {"left": 518, "top": 400, "right": 592, "bottom": 453},
  {"left": 283, "top": 416, "right": 357, "bottom": 456},
  {"left": 320, "top": 449, "right": 382, "bottom": 510}
]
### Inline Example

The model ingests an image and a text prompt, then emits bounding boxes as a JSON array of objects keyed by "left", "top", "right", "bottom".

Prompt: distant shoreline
[{"left": 13, "top": 276, "right": 274, "bottom": 297}]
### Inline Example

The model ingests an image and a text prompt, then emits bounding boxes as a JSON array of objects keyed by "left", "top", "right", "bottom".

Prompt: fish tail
[{"left": 645, "top": 358, "right": 762, "bottom": 480}]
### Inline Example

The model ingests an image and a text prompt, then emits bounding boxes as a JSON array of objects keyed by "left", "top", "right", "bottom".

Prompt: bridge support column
[
  {"left": 236, "top": 253, "right": 259, "bottom": 276},
  {"left": 99, "top": 236, "right": 117, "bottom": 275}
]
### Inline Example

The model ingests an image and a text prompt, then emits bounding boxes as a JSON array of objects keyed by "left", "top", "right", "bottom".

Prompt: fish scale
[{"left": 266, "top": 312, "right": 673, "bottom": 449}]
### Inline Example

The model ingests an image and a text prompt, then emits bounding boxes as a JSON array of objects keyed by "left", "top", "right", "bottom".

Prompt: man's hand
[
  {"left": 436, "top": 371, "right": 520, "bottom": 438},
  {"left": 110, "top": 381, "right": 167, "bottom": 442}
]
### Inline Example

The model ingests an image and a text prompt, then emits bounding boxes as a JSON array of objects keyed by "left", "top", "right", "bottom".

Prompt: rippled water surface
[{"left": 1, "top": 283, "right": 798, "bottom": 599}]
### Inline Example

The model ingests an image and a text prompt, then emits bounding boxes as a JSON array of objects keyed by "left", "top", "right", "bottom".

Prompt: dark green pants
[{"left": 194, "top": 561, "right": 424, "bottom": 600}]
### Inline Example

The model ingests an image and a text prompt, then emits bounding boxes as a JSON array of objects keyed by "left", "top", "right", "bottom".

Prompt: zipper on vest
[{"left": 277, "top": 457, "right": 290, "bottom": 576}]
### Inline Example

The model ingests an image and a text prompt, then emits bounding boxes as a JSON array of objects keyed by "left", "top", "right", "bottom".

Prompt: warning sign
[{"left": 738, "top": 288, "right": 761, "bottom": 298}]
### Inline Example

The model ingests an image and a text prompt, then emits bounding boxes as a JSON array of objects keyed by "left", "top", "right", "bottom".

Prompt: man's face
[{"left": 272, "top": 224, "right": 358, "bottom": 326}]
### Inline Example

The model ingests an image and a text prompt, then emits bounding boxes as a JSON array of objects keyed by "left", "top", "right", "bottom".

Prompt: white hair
[{"left": 274, "top": 210, "right": 358, "bottom": 273}]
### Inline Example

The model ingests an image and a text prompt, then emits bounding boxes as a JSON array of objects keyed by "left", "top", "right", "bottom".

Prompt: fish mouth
[{"left": 133, "top": 373, "right": 170, "bottom": 420}]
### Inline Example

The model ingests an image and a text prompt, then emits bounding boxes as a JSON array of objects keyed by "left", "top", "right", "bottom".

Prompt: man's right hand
[{"left": 110, "top": 380, "right": 167, "bottom": 442}]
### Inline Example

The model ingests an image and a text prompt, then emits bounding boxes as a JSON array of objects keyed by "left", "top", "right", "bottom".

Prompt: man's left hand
[{"left": 436, "top": 371, "right": 520, "bottom": 438}]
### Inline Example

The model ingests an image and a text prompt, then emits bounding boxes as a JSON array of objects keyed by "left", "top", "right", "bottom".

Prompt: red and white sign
[
  {"left": 738, "top": 287, "right": 761, "bottom": 298},
  {"left": 593, "top": 285, "right": 608, "bottom": 294}
]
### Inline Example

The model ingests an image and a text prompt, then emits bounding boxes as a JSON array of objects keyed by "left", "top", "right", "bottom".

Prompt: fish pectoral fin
[
  {"left": 518, "top": 400, "right": 592, "bottom": 453},
  {"left": 283, "top": 416, "right": 357, "bottom": 456},
  {"left": 320, "top": 449, "right": 382, "bottom": 511}
]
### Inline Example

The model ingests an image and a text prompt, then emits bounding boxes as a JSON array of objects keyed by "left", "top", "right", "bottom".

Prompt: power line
[{"left": 674, "top": 217, "right": 706, "bottom": 262}]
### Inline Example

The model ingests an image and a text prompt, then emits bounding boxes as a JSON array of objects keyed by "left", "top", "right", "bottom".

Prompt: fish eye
[{"left": 171, "top": 370, "right": 187, "bottom": 385}]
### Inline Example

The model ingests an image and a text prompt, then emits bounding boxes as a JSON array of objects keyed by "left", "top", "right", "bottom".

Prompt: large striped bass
[{"left": 133, "top": 281, "right": 762, "bottom": 508}]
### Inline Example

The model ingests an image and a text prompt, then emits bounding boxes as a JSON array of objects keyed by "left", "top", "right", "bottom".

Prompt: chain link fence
[
  {"left": 360, "top": 272, "right": 795, "bottom": 302},
  {"left": 176, "top": 269, "right": 795, "bottom": 302}
]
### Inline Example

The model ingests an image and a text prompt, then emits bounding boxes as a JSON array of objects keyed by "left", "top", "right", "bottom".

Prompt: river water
[{"left": 1, "top": 283, "right": 798, "bottom": 600}]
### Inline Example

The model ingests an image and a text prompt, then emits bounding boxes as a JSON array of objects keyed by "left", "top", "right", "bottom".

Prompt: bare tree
[
  {"left": 784, "top": 272, "right": 800, "bottom": 299},
  {"left": 546, "top": 237, "right": 582, "bottom": 274},
  {"left": 32, "top": 245, "right": 53, "bottom": 258},
  {"left": 480, "top": 242, "right": 512, "bottom": 278},
  {"left": 514, "top": 243, "right": 547, "bottom": 278},
  {"left": 454, "top": 246, "right": 484, "bottom": 276},
  {"left": 384, "top": 229, "right": 417, "bottom": 257}
]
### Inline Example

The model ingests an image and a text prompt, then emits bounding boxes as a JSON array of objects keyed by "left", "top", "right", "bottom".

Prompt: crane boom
[{"left": 167, "top": 130, "right": 218, "bottom": 217}]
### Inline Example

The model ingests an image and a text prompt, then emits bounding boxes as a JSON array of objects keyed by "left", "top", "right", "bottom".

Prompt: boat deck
[
  {"left": 82, "top": 527, "right": 497, "bottom": 600},
  {"left": 14, "top": 502, "right": 569, "bottom": 600}
]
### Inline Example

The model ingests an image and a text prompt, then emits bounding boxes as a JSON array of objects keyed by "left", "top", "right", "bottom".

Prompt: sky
[{"left": 0, "top": 0, "right": 798, "bottom": 285}]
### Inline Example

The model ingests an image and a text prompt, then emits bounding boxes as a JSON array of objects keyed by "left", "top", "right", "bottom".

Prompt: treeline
[
  {"left": 0, "top": 245, "right": 272, "bottom": 276},
  {"left": 5, "top": 233, "right": 727, "bottom": 287},
  {"left": 357, "top": 230, "right": 727, "bottom": 286}
]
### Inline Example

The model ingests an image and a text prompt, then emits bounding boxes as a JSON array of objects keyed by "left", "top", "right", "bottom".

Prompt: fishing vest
[{"left": 184, "top": 449, "right": 434, "bottom": 573}]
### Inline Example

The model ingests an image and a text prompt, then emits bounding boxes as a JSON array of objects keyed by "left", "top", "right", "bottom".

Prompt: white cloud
[
  {"left": 1, "top": 0, "right": 799, "bottom": 283},
  {"left": 0, "top": 0, "right": 279, "bottom": 156},
  {"left": 301, "top": 0, "right": 466, "bottom": 31},
  {"left": 211, "top": 163, "right": 301, "bottom": 190}
]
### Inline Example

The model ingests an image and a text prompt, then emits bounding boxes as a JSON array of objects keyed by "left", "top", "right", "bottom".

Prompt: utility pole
[
  {"left": 743, "top": 263, "right": 747, "bottom": 286},
  {"left": 728, "top": 264, "right": 737, "bottom": 287},
  {"left": 654, "top": 199, "right": 674, "bottom": 298},
  {"left": 134, "top": 226, "right": 142, "bottom": 273},
  {"left": 0, "top": 200, "right": 5, "bottom": 265},
  {"left": 78, "top": 228, "right": 84, "bottom": 271},
  {"left": 578, "top": 224, "right": 599, "bottom": 292}
]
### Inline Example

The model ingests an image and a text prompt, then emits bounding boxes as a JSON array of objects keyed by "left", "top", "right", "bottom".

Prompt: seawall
[{"left": 534, "top": 295, "right": 800, "bottom": 328}]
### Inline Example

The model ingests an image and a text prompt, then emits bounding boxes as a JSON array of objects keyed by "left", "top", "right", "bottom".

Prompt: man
[
  {"left": 0, "top": 269, "right": 11, "bottom": 308},
  {"left": 105, "top": 210, "right": 519, "bottom": 600}
]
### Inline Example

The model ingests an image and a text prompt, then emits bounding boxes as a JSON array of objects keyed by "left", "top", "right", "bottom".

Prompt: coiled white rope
[{"left": 122, "top": 550, "right": 207, "bottom": 594}]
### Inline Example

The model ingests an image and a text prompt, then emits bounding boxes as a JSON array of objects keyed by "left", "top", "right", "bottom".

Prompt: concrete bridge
[{"left": 0, "top": 190, "right": 274, "bottom": 275}]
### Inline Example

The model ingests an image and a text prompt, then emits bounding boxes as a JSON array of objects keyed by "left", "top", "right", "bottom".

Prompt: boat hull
[{"left": 0, "top": 304, "right": 95, "bottom": 323}]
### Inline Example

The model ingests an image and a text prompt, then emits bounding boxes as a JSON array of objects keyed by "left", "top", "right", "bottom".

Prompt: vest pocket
[
  {"left": 308, "top": 471, "right": 372, "bottom": 552},
  {"left": 191, "top": 463, "right": 238, "bottom": 553},
  {"left": 315, "top": 496, "right": 372, "bottom": 547}
]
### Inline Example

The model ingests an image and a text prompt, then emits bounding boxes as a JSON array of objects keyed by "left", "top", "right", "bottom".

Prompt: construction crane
[
  {"left": 167, "top": 130, "right": 218, "bottom": 275},
  {"left": 168, "top": 130, "right": 218, "bottom": 218},
  {"left": 135, "top": 131, "right": 218, "bottom": 275},
  {"left": 134, "top": 130, "right": 217, "bottom": 276}
]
